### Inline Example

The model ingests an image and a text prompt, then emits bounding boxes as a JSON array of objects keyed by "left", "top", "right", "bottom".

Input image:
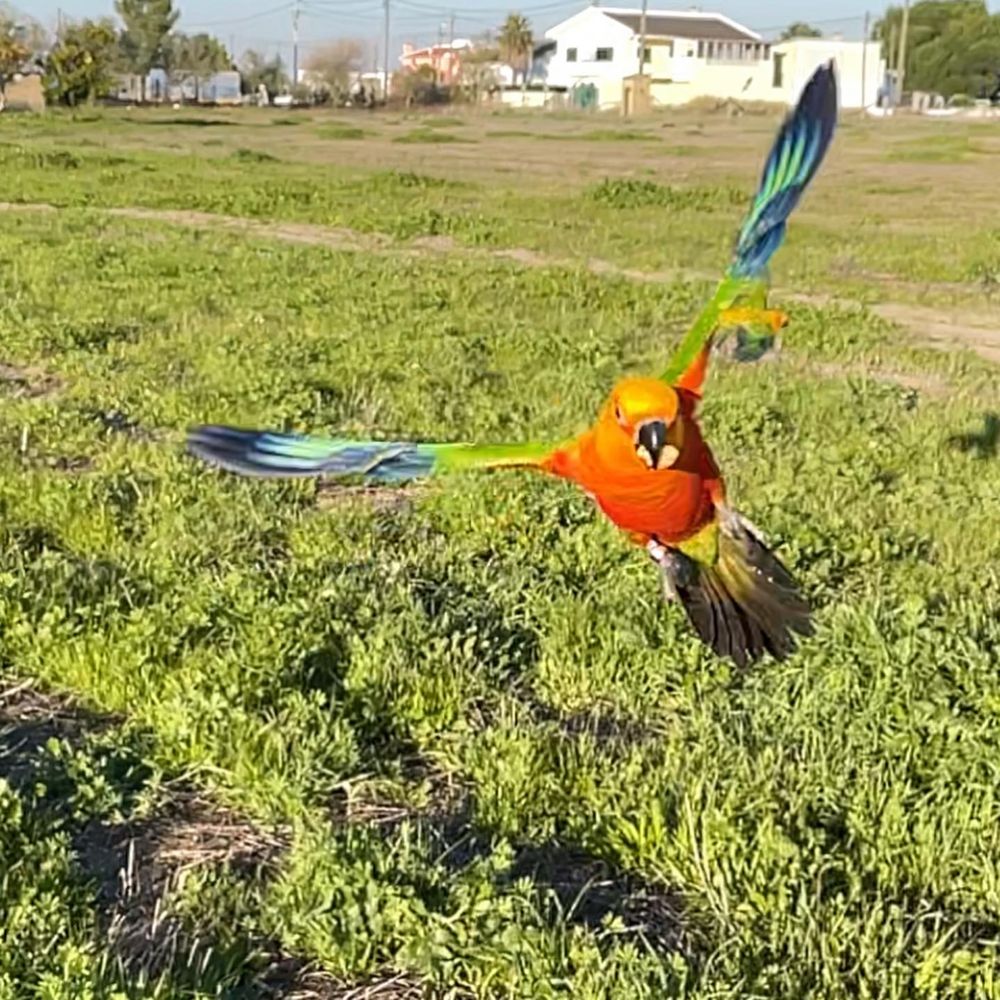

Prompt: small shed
[
  {"left": 3, "top": 73, "right": 45, "bottom": 112},
  {"left": 622, "top": 73, "right": 651, "bottom": 116}
]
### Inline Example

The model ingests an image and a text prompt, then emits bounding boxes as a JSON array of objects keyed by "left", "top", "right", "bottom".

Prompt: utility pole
[
  {"left": 637, "top": 0, "right": 648, "bottom": 75},
  {"left": 887, "top": 21, "right": 897, "bottom": 107},
  {"left": 291, "top": 0, "right": 301, "bottom": 90},
  {"left": 897, "top": 0, "right": 911, "bottom": 107},
  {"left": 448, "top": 12, "right": 455, "bottom": 46},
  {"left": 860, "top": 11, "right": 869, "bottom": 109},
  {"left": 56, "top": 7, "right": 63, "bottom": 42},
  {"left": 382, "top": 0, "right": 390, "bottom": 100}
]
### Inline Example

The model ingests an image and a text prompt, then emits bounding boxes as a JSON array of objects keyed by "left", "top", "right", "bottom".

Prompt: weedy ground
[{"left": 0, "top": 103, "right": 999, "bottom": 999}]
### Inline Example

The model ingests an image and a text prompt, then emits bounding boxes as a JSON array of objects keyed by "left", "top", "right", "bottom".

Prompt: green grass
[
  {"left": 486, "top": 128, "right": 536, "bottom": 138},
  {"left": 316, "top": 123, "right": 369, "bottom": 140},
  {"left": 230, "top": 146, "right": 280, "bottom": 163},
  {"left": 419, "top": 115, "right": 467, "bottom": 128},
  {"left": 393, "top": 127, "right": 475, "bottom": 144},
  {"left": 542, "top": 129, "right": 660, "bottom": 143},
  {"left": 1, "top": 109, "right": 1000, "bottom": 997},
  {"left": 885, "top": 133, "right": 992, "bottom": 163}
]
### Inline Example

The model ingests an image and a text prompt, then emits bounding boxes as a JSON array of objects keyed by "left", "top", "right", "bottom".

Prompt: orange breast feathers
[{"left": 543, "top": 377, "right": 723, "bottom": 546}]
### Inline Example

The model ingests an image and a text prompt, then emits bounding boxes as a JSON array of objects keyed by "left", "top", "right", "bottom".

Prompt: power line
[
  {"left": 184, "top": 2, "right": 294, "bottom": 29},
  {"left": 292, "top": 0, "right": 301, "bottom": 85},
  {"left": 749, "top": 12, "right": 870, "bottom": 34},
  {"left": 383, "top": 0, "right": 390, "bottom": 97},
  {"left": 304, "top": 9, "right": 386, "bottom": 21},
  {"left": 391, "top": 0, "right": 577, "bottom": 17}
]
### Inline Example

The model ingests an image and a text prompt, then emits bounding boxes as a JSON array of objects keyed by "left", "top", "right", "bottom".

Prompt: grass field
[{"left": 1, "top": 102, "right": 1000, "bottom": 998}]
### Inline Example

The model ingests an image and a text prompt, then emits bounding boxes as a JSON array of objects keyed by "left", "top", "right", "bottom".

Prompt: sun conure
[{"left": 187, "top": 62, "right": 838, "bottom": 666}]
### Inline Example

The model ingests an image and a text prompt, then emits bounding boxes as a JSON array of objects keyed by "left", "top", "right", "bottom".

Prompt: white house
[
  {"left": 543, "top": 7, "right": 883, "bottom": 110},
  {"left": 770, "top": 37, "right": 883, "bottom": 110}
]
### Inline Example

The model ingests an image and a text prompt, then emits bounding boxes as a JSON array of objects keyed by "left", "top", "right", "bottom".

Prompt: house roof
[{"left": 603, "top": 9, "right": 761, "bottom": 43}]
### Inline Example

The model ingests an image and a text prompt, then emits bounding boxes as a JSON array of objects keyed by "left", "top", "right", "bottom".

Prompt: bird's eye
[{"left": 614, "top": 402, "right": 625, "bottom": 426}]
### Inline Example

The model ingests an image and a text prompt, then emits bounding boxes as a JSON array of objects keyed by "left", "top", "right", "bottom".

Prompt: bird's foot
[
  {"left": 647, "top": 539, "right": 697, "bottom": 602},
  {"left": 646, "top": 538, "right": 668, "bottom": 564},
  {"left": 719, "top": 306, "right": 789, "bottom": 333}
]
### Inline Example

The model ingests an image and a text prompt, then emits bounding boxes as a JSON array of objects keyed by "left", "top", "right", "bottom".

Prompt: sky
[{"left": 22, "top": 0, "right": 930, "bottom": 74}]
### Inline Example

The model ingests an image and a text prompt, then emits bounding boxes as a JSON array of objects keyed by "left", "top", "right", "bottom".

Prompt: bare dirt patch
[
  {"left": 0, "top": 361, "right": 63, "bottom": 400},
  {"left": 0, "top": 680, "right": 117, "bottom": 789},
  {"left": 316, "top": 482, "right": 428, "bottom": 515},
  {"left": 509, "top": 841, "right": 688, "bottom": 954},
  {"left": 76, "top": 787, "right": 288, "bottom": 981}
]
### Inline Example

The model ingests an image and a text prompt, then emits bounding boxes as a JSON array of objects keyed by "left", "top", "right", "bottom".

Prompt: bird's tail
[{"left": 660, "top": 514, "right": 812, "bottom": 667}]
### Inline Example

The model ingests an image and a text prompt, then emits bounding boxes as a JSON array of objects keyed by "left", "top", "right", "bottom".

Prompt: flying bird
[{"left": 187, "top": 62, "right": 839, "bottom": 667}]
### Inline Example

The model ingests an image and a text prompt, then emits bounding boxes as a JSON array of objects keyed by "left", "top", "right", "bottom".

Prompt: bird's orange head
[{"left": 598, "top": 377, "right": 684, "bottom": 472}]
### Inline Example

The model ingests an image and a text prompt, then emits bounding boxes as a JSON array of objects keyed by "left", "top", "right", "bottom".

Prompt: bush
[{"left": 588, "top": 177, "right": 745, "bottom": 210}]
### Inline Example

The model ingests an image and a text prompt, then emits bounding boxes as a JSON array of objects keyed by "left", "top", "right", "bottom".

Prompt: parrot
[{"left": 186, "top": 61, "right": 838, "bottom": 667}]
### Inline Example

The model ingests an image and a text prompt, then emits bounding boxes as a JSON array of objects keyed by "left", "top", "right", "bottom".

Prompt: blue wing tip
[
  {"left": 186, "top": 424, "right": 436, "bottom": 483},
  {"left": 729, "top": 60, "right": 839, "bottom": 279},
  {"left": 186, "top": 424, "right": 295, "bottom": 478}
]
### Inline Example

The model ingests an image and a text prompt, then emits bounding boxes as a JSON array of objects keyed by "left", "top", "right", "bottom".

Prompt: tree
[
  {"left": 459, "top": 44, "right": 500, "bottom": 103},
  {"left": 0, "top": 20, "right": 30, "bottom": 111},
  {"left": 239, "top": 49, "right": 288, "bottom": 99},
  {"left": 303, "top": 38, "right": 363, "bottom": 99},
  {"left": 0, "top": 4, "right": 47, "bottom": 57},
  {"left": 115, "top": 0, "right": 178, "bottom": 101},
  {"left": 874, "top": 0, "right": 1000, "bottom": 97},
  {"left": 499, "top": 12, "right": 532, "bottom": 85},
  {"left": 44, "top": 18, "right": 119, "bottom": 106},
  {"left": 167, "top": 32, "right": 230, "bottom": 101},
  {"left": 395, "top": 64, "right": 440, "bottom": 106},
  {"left": 780, "top": 21, "right": 822, "bottom": 40}
]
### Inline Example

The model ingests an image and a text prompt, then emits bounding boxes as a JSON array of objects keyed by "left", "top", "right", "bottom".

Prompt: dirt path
[
  {"left": 5, "top": 200, "right": 1000, "bottom": 369},
  {"left": 874, "top": 302, "right": 1000, "bottom": 365}
]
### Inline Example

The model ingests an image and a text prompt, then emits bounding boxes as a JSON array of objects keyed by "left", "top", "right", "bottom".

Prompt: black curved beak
[{"left": 636, "top": 419, "right": 668, "bottom": 470}]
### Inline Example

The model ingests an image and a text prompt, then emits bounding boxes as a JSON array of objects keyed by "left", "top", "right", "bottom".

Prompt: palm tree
[{"left": 499, "top": 12, "right": 532, "bottom": 86}]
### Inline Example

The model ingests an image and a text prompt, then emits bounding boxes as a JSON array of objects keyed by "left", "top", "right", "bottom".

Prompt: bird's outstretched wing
[
  {"left": 187, "top": 424, "right": 554, "bottom": 482},
  {"left": 660, "top": 60, "right": 838, "bottom": 384}
]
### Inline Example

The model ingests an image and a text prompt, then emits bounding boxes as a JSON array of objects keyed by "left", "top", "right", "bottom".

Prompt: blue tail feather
[{"left": 730, "top": 61, "right": 838, "bottom": 280}]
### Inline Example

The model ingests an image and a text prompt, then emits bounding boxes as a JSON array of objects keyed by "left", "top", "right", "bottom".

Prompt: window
[
  {"left": 642, "top": 46, "right": 651, "bottom": 64},
  {"left": 566, "top": 46, "right": 577, "bottom": 62},
  {"left": 697, "top": 40, "right": 704, "bottom": 58},
  {"left": 772, "top": 51, "right": 784, "bottom": 87},
  {"left": 595, "top": 47, "right": 613, "bottom": 61}
]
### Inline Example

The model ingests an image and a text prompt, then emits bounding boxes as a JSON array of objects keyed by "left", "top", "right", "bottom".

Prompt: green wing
[
  {"left": 187, "top": 425, "right": 554, "bottom": 482},
  {"left": 660, "top": 61, "right": 838, "bottom": 384}
]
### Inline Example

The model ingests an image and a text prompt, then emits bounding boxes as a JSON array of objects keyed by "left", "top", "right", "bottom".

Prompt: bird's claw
[
  {"left": 646, "top": 539, "right": 668, "bottom": 564},
  {"left": 647, "top": 540, "right": 696, "bottom": 603}
]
